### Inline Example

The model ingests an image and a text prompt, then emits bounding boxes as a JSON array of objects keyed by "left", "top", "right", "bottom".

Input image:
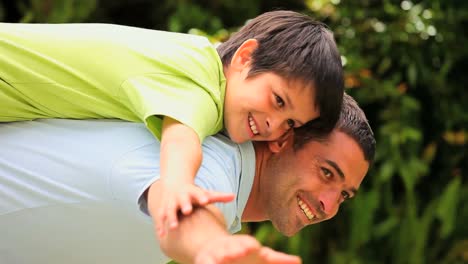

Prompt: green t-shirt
[{"left": 0, "top": 23, "right": 226, "bottom": 141}]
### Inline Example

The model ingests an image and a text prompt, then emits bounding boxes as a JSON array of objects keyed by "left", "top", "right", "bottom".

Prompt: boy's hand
[{"left": 155, "top": 181, "right": 235, "bottom": 238}]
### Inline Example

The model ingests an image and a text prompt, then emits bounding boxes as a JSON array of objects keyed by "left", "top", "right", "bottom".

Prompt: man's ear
[
  {"left": 268, "top": 130, "right": 294, "bottom": 153},
  {"left": 230, "top": 39, "right": 258, "bottom": 71}
]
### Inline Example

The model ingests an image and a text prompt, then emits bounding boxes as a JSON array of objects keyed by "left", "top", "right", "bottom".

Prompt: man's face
[
  {"left": 260, "top": 131, "right": 369, "bottom": 236},
  {"left": 223, "top": 39, "right": 319, "bottom": 144}
]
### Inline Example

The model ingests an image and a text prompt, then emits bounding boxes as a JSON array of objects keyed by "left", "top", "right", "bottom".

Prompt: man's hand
[
  {"left": 148, "top": 181, "right": 300, "bottom": 264},
  {"left": 195, "top": 235, "right": 302, "bottom": 264},
  {"left": 155, "top": 181, "right": 235, "bottom": 237}
]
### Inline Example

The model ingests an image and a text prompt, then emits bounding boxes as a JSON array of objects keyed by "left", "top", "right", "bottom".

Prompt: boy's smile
[{"left": 247, "top": 113, "right": 259, "bottom": 136}]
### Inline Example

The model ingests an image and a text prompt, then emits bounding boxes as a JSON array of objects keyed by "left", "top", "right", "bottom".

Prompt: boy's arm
[
  {"left": 147, "top": 181, "right": 302, "bottom": 264},
  {"left": 160, "top": 116, "right": 201, "bottom": 187},
  {"left": 156, "top": 116, "right": 234, "bottom": 235}
]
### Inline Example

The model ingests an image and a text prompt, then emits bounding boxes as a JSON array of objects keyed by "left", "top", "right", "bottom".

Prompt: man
[{"left": 0, "top": 94, "right": 375, "bottom": 264}]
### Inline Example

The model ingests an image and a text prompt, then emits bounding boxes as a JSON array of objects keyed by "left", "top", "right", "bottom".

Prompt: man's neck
[{"left": 241, "top": 142, "right": 270, "bottom": 222}]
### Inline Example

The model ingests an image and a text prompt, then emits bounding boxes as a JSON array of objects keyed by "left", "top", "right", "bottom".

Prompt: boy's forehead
[
  {"left": 281, "top": 79, "right": 319, "bottom": 122},
  {"left": 285, "top": 76, "right": 316, "bottom": 93},
  {"left": 286, "top": 78, "right": 318, "bottom": 107}
]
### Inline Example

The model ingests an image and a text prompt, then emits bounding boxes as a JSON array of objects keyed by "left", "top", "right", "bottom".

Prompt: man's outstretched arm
[{"left": 146, "top": 181, "right": 302, "bottom": 264}]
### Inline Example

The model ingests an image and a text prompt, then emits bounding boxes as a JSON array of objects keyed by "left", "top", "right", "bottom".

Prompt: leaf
[
  {"left": 373, "top": 216, "right": 399, "bottom": 238},
  {"left": 349, "top": 190, "right": 380, "bottom": 249},
  {"left": 436, "top": 177, "right": 461, "bottom": 238},
  {"left": 378, "top": 161, "right": 395, "bottom": 184},
  {"left": 408, "top": 63, "right": 418, "bottom": 86},
  {"left": 422, "top": 142, "right": 437, "bottom": 163}
]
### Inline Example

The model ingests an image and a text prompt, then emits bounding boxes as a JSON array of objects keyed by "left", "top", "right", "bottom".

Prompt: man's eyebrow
[
  {"left": 325, "top": 159, "right": 358, "bottom": 196},
  {"left": 325, "top": 159, "right": 357, "bottom": 196},
  {"left": 325, "top": 159, "right": 344, "bottom": 179}
]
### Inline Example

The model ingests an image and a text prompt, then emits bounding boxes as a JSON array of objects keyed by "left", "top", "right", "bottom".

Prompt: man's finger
[{"left": 260, "top": 247, "right": 302, "bottom": 264}]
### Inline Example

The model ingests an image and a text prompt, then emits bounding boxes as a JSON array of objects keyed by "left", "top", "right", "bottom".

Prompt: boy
[{"left": 0, "top": 10, "right": 344, "bottom": 236}]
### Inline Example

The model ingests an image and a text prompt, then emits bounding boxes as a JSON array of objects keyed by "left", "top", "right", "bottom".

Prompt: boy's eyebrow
[
  {"left": 285, "top": 92, "right": 294, "bottom": 110},
  {"left": 325, "top": 159, "right": 357, "bottom": 196},
  {"left": 284, "top": 92, "right": 305, "bottom": 126}
]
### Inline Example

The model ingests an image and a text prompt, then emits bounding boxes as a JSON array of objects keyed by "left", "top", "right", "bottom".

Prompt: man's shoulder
[
  {"left": 199, "top": 134, "right": 255, "bottom": 234},
  {"left": 201, "top": 134, "right": 240, "bottom": 168},
  {"left": 207, "top": 133, "right": 238, "bottom": 148},
  {"left": 202, "top": 134, "right": 254, "bottom": 164}
]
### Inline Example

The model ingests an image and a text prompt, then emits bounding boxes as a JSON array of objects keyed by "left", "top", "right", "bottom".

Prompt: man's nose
[{"left": 318, "top": 190, "right": 341, "bottom": 218}]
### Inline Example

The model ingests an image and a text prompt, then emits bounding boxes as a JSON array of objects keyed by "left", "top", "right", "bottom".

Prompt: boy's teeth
[
  {"left": 248, "top": 116, "right": 259, "bottom": 135},
  {"left": 297, "top": 197, "right": 315, "bottom": 221}
]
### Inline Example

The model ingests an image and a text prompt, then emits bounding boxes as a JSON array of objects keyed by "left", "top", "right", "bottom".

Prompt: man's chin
[
  {"left": 281, "top": 229, "right": 300, "bottom": 237},
  {"left": 272, "top": 222, "right": 300, "bottom": 237}
]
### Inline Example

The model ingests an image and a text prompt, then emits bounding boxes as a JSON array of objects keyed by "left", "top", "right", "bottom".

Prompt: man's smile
[{"left": 297, "top": 196, "right": 316, "bottom": 222}]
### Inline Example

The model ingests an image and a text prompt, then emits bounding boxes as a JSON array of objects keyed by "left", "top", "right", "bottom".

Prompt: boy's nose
[{"left": 265, "top": 117, "right": 290, "bottom": 136}]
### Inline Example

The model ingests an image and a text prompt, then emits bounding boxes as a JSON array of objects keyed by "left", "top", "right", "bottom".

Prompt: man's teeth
[
  {"left": 248, "top": 116, "right": 259, "bottom": 135},
  {"left": 298, "top": 198, "right": 315, "bottom": 221}
]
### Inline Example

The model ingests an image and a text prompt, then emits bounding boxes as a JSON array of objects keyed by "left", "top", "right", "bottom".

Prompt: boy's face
[{"left": 223, "top": 39, "right": 319, "bottom": 143}]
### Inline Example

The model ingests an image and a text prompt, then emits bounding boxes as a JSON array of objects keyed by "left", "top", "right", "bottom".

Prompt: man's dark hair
[
  {"left": 294, "top": 93, "right": 376, "bottom": 163},
  {"left": 217, "top": 10, "right": 344, "bottom": 135}
]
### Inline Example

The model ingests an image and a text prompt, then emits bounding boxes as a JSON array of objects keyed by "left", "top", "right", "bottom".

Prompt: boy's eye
[
  {"left": 275, "top": 94, "right": 285, "bottom": 107},
  {"left": 341, "top": 191, "right": 350, "bottom": 200},
  {"left": 322, "top": 168, "right": 332, "bottom": 179},
  {"left": 287, "top": 119, "right": 295, "bottom": 128}
]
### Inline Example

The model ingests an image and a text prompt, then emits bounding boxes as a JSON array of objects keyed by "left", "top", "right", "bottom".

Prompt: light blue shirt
[{"left": 0, "top": 119, "right": 255, "bottom": 264}]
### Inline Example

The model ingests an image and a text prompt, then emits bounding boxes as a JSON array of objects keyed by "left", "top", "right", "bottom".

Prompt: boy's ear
[
  {"left": 230, "top": 39, "right": 258, "bottom": 71},
  {"left": 268, "top": 130, "right": 294, "bottom": 153}
]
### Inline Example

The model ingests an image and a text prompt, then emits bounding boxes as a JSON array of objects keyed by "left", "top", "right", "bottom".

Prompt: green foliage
[
  {"left": 2, "top": 0, "right": 466, "bottom": 263},
  {"left": 300, "top": 1, "right": 467, "bottom": 263},
  {"left": 15, "top": 0, "right": 97, "bottom": 23}
]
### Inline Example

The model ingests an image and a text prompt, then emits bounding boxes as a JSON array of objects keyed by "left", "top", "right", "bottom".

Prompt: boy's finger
[
  {"left": 157, "top": 226, "right": 164, "bottom": 238},
  {"left": 166, "top": 200, "right": 179, "bottom": 230},
  {"left": 180, "top": 194, "right": 193, "bottom": 215},
  {"left": 156, "top": 207, "right": 168, "bottom": 237},
  {"left": 193, "top": 189, "right": 209, "bottom": 205},
  {"left": 206, "top": 191, "right": 236, "bottom": 203}
]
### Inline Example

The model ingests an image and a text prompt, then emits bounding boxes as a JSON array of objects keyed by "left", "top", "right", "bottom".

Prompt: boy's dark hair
[
  {"left": 294, "top": 93, "right": 376, "bottom": 164},
  {"left": 217, "top": 10, "right": 344, "bottom": 135}
]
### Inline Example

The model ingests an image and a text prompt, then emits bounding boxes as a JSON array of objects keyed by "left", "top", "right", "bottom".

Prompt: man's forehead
[
  {"left": 292, "top": 140, "right": 333, "bottom": 168},
  {"left": 299, "top": 137, "right": 331, "bottom": 154},
  {"left": 296, "top": 131, "right": 366, "bottom": 169}
]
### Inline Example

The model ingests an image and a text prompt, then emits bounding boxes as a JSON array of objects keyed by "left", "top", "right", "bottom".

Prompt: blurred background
[{"left": 1, "top": 0, "right": 466, "bottom": 263}]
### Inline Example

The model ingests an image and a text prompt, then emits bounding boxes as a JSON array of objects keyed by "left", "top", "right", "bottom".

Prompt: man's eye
[
  {"left": 322, "top": 168, "right": 332, "bottom": 178},
  {"left": 275, "top": 95, "right": 284, "bottom": 107},
  {"left": 287, "top": 119, "right": 295, "bottom": 128},
  {"left": 341, "top": 191, "right": 350, "bottom": 200}
]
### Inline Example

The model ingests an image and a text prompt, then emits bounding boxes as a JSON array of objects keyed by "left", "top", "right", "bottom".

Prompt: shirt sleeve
[
  {"left": 120, "top": 73, "right": 223, "bottom": 142},
  {"left": 110, "top": 136, "right": 239, "bottom": 231}
]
